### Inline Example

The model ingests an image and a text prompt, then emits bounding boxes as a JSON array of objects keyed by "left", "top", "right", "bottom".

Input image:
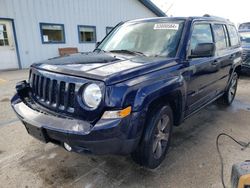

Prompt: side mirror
[
  {"left": 189, "top": 43, "right": 215, "bottom": 58},
  {"left": 96, "top": 41, "right": 101, "bottom": 48}
]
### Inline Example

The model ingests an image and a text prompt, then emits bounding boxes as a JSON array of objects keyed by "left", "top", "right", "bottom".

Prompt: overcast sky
[{"left": 151, "top": 0, "right": 250, "bottom": 25}]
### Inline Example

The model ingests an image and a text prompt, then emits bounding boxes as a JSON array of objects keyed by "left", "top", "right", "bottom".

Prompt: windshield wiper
[{"left": 109, "top": 49, "right": 146, "bottom": 56}]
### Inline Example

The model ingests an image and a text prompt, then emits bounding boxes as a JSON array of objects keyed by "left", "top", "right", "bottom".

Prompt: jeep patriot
[{"left": 11, "top": 16, "right": 242, "bottom": 168}]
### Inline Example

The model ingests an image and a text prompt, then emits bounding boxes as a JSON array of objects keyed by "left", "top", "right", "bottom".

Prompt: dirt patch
[{"left": 0, "top": 98, "right": 9, "bottom": 102}]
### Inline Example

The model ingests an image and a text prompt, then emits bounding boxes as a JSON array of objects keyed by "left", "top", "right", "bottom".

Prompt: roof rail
[{"left": 202, "top": 14, "right": 230, "bottom": 21}]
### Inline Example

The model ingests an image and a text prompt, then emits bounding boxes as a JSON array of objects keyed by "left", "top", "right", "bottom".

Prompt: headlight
[{"left": 82, "top": 83, "right": 102, "bottom": 109}]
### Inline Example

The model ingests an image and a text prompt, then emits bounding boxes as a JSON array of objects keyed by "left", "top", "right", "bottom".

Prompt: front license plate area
[{"left": 23, "top": 122, "right": 48, "bottom": 143}]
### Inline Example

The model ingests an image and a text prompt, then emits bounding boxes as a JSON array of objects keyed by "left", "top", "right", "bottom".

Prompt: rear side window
[
  {"left": 190, "top": 23, "right": 213, "bottom": 51},
  {"left": 228, "top": 25, "right": 240, "bottom": 47},
  {"left": 213, "top": 24, "right": 227, "bottom": 50}
]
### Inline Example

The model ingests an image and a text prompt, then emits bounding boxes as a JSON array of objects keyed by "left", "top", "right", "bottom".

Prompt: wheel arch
[{"left": 145, "top": 90, "right": 184, "bottom": 126}]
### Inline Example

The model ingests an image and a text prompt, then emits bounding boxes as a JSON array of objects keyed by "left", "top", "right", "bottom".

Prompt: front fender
[
  {"left": 133, "top": 75, "right": 186, "bottom": 112},
  {"left": 104, "top": 62, "right": 187, "bottom": 116}
]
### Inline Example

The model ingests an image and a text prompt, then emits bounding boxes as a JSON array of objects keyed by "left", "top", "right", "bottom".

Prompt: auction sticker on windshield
[{"left": 154, "top": 23, "right": 179, "bottom": 30}]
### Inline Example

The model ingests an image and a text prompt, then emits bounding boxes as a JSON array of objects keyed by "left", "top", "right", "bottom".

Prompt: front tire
[
  {"left": 132, "top": 104, "right": 173, "bottom": 169},
  {"left": 221, "top": 72, "right": 238, "bottom": 105}
]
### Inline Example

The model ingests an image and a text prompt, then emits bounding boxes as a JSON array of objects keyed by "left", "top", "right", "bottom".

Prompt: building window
[
  {"left": 78, "top": 25, "right": 96, "bottom": 43},
  {"left": 0, "top": 24, "right": 9, "bottom": 46},
  {"left": 106, "top": 27, "right": 113, "bottom": 35},
  {"left": 40, "top": 23, "right": 65, "bottom": 44}
]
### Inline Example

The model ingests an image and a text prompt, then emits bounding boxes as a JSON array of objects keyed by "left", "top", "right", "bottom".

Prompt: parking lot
[{"left": 0, "top": 69, "right": 250, "bottom": 188}]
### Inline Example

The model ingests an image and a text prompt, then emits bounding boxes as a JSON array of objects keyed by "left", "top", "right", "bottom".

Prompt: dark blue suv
[{"left": 11, "top": 16, "right": 242, "bottom": 168}]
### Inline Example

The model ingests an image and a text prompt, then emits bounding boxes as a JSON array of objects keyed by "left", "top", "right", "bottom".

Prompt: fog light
[{"left": 64, "top": 142, "right": 72, "bottom": 151}]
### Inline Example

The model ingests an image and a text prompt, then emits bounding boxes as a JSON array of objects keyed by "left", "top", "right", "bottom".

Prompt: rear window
[{"left": 228, "top": 25, "right": 240, "bottom": 47}]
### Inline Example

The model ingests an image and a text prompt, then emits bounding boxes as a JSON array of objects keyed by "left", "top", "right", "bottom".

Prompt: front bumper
[{"left": 11, "top": 91, "right": 143, "bottom": 155}]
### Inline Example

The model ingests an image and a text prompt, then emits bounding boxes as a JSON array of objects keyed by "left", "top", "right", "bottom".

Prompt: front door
[
  {"left": 185, "top": 22, "right": 220, "bottom": 115},
  {"left": 0, "top": 20, "right": 19, "bottom": 70}
]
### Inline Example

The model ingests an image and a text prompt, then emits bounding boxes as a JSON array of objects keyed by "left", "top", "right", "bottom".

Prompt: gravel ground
[{"left": 0, "top": 69, "right": 249, "bottom": 188}]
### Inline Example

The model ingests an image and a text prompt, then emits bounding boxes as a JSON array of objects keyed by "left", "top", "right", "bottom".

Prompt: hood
[{"left": 32, "top": 52, "right": 178, "bottom": 85}]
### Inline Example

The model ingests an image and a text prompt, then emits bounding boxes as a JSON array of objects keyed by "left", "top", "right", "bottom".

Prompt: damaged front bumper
[{"left": 11, "top": 82, "right": 142, "bottom": 155}]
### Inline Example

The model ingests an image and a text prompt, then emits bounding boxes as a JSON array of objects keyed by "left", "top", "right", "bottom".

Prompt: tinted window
[
  {"left": 190, "top": 23, "right": 213, "bottom": 51},
  {"left": 213, "top": 24, "right": 227, "bottom": 50},
  {"left": 228, "top": 25, "right": 240, "bottom": 46}
]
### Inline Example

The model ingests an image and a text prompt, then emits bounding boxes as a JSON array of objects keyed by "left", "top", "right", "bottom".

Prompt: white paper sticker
[
  {"left": 0, "top": 25, "right": 3, "bottom": 31},
  {"left": 154, "top": 23, "right": 179, "bottom": 30},
  {"left": 43, "top": 35, "right": 49, "bottom": 42}
]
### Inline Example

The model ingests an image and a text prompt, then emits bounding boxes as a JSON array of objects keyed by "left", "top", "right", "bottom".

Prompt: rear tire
[
  {"left": 131, "top": 104, "right": 173, "bottom": 169},
  {"left": 220, "top": 72, "right": 238, "bottom": 105}
]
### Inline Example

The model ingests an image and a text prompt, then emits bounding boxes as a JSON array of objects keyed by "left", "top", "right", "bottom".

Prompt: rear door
[
  {"left": 211, "top": 23, "right": 232, "bottom": 92},
  {"left": 227, "top": 25, "right": 242, "bottom": 74},
  {"left": 186, "top": 22, "right": 220, "bottom": 115}
]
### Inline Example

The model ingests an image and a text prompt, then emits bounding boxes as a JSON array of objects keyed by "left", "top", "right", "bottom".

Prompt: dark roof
[{"left": 138, "top": 0, "right": 166, "bottom": 17}]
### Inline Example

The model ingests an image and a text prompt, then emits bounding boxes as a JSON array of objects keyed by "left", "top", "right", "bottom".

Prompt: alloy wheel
[
  {"left": 228, "top": 74, "right": 237, "bottom": 103},
  {"left": 152, "top": 114, "right": 170, "bottom": 159}
]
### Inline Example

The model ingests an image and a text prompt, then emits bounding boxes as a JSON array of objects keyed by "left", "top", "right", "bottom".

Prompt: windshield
[
  {"left": 97, "top": 20, "right": 185, "bottom": 57},
  {"left": 239, "top": 31, "right": 250, "bottom": 45}
]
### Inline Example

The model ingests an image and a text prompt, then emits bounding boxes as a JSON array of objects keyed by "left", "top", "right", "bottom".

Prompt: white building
[{"left": 0, "top": 0, "right": 165, "bottom": 70}]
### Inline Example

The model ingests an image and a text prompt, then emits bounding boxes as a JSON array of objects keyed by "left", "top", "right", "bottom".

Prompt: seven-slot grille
[
  {"left": 242, "top": 50, "right": 250, "bottom": 63},
  {"left": 30, "top": 71, "right": 76, "bottom": 113}
]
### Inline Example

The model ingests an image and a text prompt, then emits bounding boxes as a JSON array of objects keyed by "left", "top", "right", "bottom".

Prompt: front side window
[
  {"left": 40, "top": 23, "right": 65, "bottom": 43},
  {"left": 98, "top": 20, "right": 185, "bottom": 57},
  {"left": 213, "top": 24, "right": 227, "bottom": 50},
  {"left": 228, "top": 25, "right": 240, "bottom": 47},
  {"left": 239, "top": 31, "right": 250, "bottom": 45},
  {"left": 78, "top": 26, "right": 96, "bottom": 43},
  {"left": 190, "top": 23, "right": 213, "bottom": 51}
]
